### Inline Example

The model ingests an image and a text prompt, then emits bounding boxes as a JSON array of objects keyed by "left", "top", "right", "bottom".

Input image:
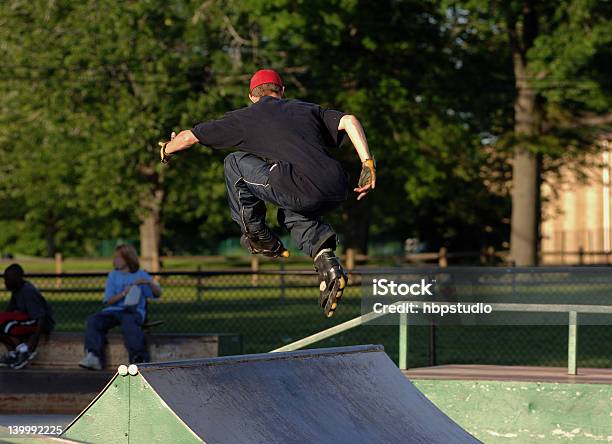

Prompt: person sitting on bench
[
  {"left": 0, "top": 264, "right": 55, "bottom": 369},
  {"left": 79, "top": 244, "right": 161, "bottom": 370}
]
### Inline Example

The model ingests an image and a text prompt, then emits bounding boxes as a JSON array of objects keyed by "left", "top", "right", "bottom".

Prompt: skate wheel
[
  {"left": 338, "top": 276, "right": 347, "bottom": 289},
  {"left": 331, "top": 302, "right": 337, "bottom": 310},
  {"left": 326, "top": 310, "right": 334, "bottom": 318},
  {"left": 320, "top": 281, "right": 327, "bottom": 291}
]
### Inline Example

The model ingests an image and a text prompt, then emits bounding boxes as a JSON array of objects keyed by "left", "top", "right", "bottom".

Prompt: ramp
[{"left": 61, "top": 345, "right": 479, "bottom": 444}]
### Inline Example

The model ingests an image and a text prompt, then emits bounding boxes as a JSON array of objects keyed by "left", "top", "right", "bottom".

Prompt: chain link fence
[{"left": 0, "top": 268, "right": 611, "bottom": 368}]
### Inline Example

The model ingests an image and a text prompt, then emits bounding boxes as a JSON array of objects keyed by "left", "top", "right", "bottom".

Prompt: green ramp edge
[{"left": 61, "top": 373, "right": 201, "bottom": 444}]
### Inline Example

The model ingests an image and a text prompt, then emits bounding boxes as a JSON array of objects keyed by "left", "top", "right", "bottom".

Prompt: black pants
[
  {"left": 224, "top": 152, "right": 341, "bottom": 257},
  {"left": 84, "top": 310, "right": 149, "bottom": 364}
]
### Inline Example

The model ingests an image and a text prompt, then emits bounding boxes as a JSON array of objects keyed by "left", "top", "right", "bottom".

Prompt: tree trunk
[
  {"left": 45, "top": 218, "right": 58, "bottom": 258},
  {"left": 511, "top": 147, "right": 538, "bottom": 265},
  {"left": 138, "top": 169, "right": 164, "bottom": 272},
  {"left": 139, "top": 206, "right": 161, "bottom": 272},
  {"left": 509, "top": 3, "right": 540, "bottom": 266},
  {"left": 138, "top": 160, "right": 165, "bottom": 273}
]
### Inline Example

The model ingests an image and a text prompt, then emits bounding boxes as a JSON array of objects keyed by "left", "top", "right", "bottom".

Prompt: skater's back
[{"left": 193, "top": 96, "right": 349, "bottom": 203}]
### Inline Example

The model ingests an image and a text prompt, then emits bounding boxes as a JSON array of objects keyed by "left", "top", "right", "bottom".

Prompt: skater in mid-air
[{"left": 159, "top": 69, "right": 375, "bottom": 317}]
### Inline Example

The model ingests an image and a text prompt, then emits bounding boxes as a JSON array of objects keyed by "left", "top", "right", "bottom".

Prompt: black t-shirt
[
  {"left": 7, "top": 281, "right": 55, "bottom": 332},
  {"left": 192, "top": 97, "right": 349, "bottom": 203}
]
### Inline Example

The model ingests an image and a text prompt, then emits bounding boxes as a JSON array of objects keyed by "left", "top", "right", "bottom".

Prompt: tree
[
  {"left": 0, "top": 0, "right": 247, "bottom": 263},
  {"left": 0, "top": 1, "right": 109, "bottom": 256},
  {"left": 448, "top": 0, "right": 612, "bottom": 265},
  {"left": 7, "top": 0, "right": 606, "bottom": 264}
]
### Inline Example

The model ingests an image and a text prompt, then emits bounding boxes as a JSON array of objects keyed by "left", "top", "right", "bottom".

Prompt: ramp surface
[{"left": 63, "top": 345, "right": 478, "bottom": 444}]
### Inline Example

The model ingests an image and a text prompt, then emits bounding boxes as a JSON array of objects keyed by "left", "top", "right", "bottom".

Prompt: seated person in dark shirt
[
  {"left": 0, "top": 264, "right": 55, "bottom": 369},
  {"left": 158, "top": 69, "right": 376, "bottom": 318}
]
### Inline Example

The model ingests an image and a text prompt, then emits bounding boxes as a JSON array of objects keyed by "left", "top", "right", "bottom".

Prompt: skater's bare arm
[
  {"left": 164, "top": 130, "right": 199, "bottom": 155},
  {"left": 338, "top": 115, "right": 376, "bottom": 200},
  {"left": 338, "top": 115, "right": 372, "bottom": 162}
]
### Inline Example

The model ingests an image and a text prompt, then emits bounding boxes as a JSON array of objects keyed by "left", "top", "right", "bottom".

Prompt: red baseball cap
[{"left": 249, "top": 69, "right": 283, "bottom": 94}]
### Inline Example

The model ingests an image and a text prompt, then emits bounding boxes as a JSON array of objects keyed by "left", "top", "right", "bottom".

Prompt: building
[{"left": 540, "top": 136, "right": 612, "bottom": 264}]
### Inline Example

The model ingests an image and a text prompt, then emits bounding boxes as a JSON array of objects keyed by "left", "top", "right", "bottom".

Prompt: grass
[
  {"left": 2, "top": 271, "right": 611, "bottom": 368},
  {"left": 0, "top": 252, "right": 411, "bottom": 273},
  {"left": 0, "top": 255, "right": 318, "bottom": 273}
]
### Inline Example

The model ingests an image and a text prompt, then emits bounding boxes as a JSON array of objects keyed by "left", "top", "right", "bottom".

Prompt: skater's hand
[
  {"left": 354, "top": 158, "right": 376, "bottom": 201},
  {"left": 159, "top": 140, "right": 171, "bottom": 164},
  {"left": 159, "top": 132, "right": 177, "bottom": 164}
]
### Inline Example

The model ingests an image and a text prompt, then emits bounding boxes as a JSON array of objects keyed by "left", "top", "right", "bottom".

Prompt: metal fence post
[
  {"left": 438, "top": 247, "right": 447, "bottom": 267},
  {"left": 196, "top": 265, "right": 202, "bottom": 302},
  {"left": 54, "top": 252, "right": 62, "bottom": 288},
  {"left": 251, "top": 256, "right": 259, "bottom": 287},
  {"left": 346, "top": 248, "right": 355, "bottom": 271},
  {"left": 568, "top": 311, "right": 578, "bottom": 375},
  {"left": 428, "top": 322, "right": 437, "bottom": 367},
  {"left": 399, "top": 312, "right": 408, "bottom": 370}
]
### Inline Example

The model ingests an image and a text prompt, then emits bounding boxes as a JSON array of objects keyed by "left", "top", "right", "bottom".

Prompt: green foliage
[
  {"left": 0, "top": 0, "right": 610, "bottom": 257},
  {"left": 528, "top": 0, "right": 612, "bottom": 111}
]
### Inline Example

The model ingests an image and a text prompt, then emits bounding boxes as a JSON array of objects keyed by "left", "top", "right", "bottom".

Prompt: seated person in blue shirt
[{"left": 79, "top": 244, "right": 161, "bottom": 370}]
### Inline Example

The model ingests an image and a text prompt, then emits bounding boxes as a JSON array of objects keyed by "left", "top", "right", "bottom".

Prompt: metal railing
[
  {"left": 272, "top": 266, "right": 612, "bottom": 373},
  {"left": 271, "top": 300, "right": 612, "bottom": 375}
]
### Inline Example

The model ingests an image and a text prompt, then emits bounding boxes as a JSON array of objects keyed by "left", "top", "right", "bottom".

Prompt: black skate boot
[
  {"left": 240, "top": 226, "right": 289, "bottom": 258},
  {"left": 314, "top": 248, "right": 348, "bottom": 318}
]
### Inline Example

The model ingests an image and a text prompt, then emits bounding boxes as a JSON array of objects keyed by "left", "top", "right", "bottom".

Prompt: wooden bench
[{"left": 31, "top": 332, "right": 242, "bottom": 370}]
